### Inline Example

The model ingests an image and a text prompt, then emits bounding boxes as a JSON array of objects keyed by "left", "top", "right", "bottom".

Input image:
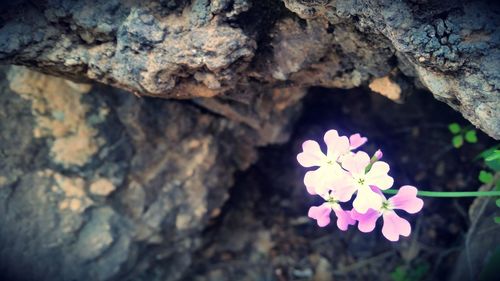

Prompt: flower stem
[{"left": 382, "top": 189, "right": 500, "bottom": 198}]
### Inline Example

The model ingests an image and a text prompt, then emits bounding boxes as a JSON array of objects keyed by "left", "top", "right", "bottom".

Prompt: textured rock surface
[
  {"left": 0, "top": 1, "right": 499, "bottom": 280},
  {"left": 282, "top": 0, "right": 500, "bottom": 138},
  {"left": 0, "top": 66, "right": 300, "bottom": 281},
  {"left": 0, "top": 0, "right": 498, "bottom": 137},
  {"left": 450, "top": 194, "right": 500, "bottom": 281}
]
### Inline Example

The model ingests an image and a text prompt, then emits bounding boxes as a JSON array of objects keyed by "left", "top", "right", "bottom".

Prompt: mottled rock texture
[
  {"left": 0, "top": 0, "right": 498, "bottom": 137},
  {"left": 0, "top": 66, "right": 300, "bottom": 281},
  {"left": 282, "top": 0, "right": 500, "bottom": 138},
  {"left": 0, "top": 0, "right": 499, "bottom": 280}
]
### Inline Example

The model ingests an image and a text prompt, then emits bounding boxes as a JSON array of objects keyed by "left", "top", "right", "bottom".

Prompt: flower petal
[
  {"left": 297, "top": 140, "right": 326, "bottom": 167},
  {"left": 308, "top": 203, "right": 332, "bottom": 227},
  {"left": 351, "top": 209, "right": 380, "bottom": 232},
  {"left": 353, "top": 185, "right": 384, "bottom": 213},
  {"left": 330, "top": 177, "right": 357, "bottom": 202},
  {"left": 304, "top": 171, "right": 318, "bottom": 195},
  {"left": 388, "top": 185, "right": 424, "bottom": 214},
  {"left": 333, "top": 209, "right": 356, "bottom": 231},
  {"left": 349, "top": 133, "right": 368, "bottom": 150},
  {"left": 304, "top": 165, "right": 344, "bottom": 195},
  {"left": 324, "top": 130, "right": 350, "bottom": 161},
  {"left": 382, "top": 212, "right": 411, "bottom": 241},
  {"left": 365, "top": 161, "right": 394, "bottom": 190},
  {"left": 341, "top": 151, "right": 371, "bottom": 174}
]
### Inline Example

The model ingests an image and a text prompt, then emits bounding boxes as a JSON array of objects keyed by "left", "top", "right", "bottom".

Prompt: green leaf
[
  {"left": 448, "top": 123, "right": 461, "bottom": 134},
  {"left": 390, "top": 266, "right": 406, "bottom": 281},
  {"left": 496, "top": 199, "right": 500, "bottom": 208},
  {"left": 485, "top": 150, "right": 500, "bottom": 162},
  {"left": 486, "top": 158, "right": 500, "bottom": 172},
  {"left": 452, "top": 135, "right": 463, "bottom": 148},
  {"left": 464, "top": 130, "right": 478, "bottom": 143},
  {"left": 476, "top": 145, "right": 500, "bottom": 161},
  {"left": 495, "top": 217, "right": 500, "bottom": 224},
  {"left": 496, "top": 180, "right": 500, "bottom": 191},
  {"left": 479, "top": 170, "right": 494, "bottom": 184}
]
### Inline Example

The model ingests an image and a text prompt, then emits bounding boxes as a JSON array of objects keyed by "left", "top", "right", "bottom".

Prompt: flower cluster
[{"left": 297, "top": 130, "right": 424, "bottom": 241}]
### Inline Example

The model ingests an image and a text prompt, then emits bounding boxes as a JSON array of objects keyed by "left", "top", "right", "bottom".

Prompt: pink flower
[
  {"left": 303, "top": 166, "right": 344, "bottom": 195},
  {"left": 349, "top": 133, "right": 368, "bottom": 150},
  {"left": 297, "top": 130, "right": 350, "bottom": 194},
  {"left": 308, "top": 191, "right": 356, "bottom": 230},
  {"left": 297, "top": 129, "right": 424, "bottom": 242},
  {"left": 336, "top": 151, "right": 394, "bottom": 213},
  {"left": 350, "top": 186, "right": 424, "bottom": 241},
  {"left": 297, "top": 130, "right": 350, "bottom": 167}
]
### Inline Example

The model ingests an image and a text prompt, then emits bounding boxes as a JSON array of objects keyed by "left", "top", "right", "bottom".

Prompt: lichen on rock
[
  {"left": 0, "top": 62, "right": 301, "bottom": 280},
  {"left": 7, "top": 66, "right": 105, "bottom": 167}
]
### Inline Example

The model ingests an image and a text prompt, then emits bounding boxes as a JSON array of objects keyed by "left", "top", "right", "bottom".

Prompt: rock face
[
  {"left": 0, "top": 0, "right": 498, "bottom": 138},
  {"left": 282, "top": 0, "right": 500, "bottom": 138},
  {"left": 0, "top": 0, "right": 499, "bottom": 280},
  {"left": 0, "top": 66, "right": 300, "bottom": 281}
]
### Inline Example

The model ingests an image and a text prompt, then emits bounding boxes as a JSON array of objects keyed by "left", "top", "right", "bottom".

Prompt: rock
[
  {"left": 0, "top": 0, "right": 256, "bottom": 99},
  {"left": 7, "top": 67, "right": 100, "bottom": 167},
  {"left": 282, "top": 0, "right": 500, "bottom": 138},
  {"left": 369, "top": 76, "right": 402, "bottom": 102},
  {"left": 449, "top": 195, "right": 500, "bottom": 281},
  {"left": 89, "top": 178, "right": 116, "bottom": 196},
  {"left": 0, "top": 0, "right": 499, "bottom": 280},
  {"left": 0, "top": 66, "right": 300, "bottom": 281},
  {"left": 1, "top": 0, "right": 497, "bottom": 138}
]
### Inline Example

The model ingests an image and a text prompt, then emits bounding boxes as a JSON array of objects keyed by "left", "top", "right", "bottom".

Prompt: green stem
[{"left": 382, "top": 189, "right": 500, "bottom": 198}]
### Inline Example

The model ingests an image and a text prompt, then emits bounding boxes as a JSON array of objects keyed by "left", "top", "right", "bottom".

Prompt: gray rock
[
  {"left": 282, "top": 0, "right": 500, "bottom": 138},
  {"left": 0, "top": 66, "right": 301, "bottom": 281},
  {"left": 1, "top": 0, "right": 498, "bottom": 138},
  {"left": 0, "top": 0, "right": 499, "bottom": 280}
]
